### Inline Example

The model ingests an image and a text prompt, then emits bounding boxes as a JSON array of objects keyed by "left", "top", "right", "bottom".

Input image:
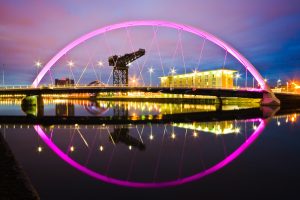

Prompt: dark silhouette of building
[{"left": 55, "top": 78, "right": 74, "bottom": 86}]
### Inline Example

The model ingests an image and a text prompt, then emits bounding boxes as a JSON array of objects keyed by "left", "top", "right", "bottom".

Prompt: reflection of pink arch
[
  {"left": 31, "top": 20, "right": 279, "bottom": 105},
  {"left": 34, "top": 118, "right": 266, "bottom": 188}
]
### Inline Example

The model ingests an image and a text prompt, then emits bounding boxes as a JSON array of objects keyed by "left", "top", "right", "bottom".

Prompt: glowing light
[
  {"left": 235, "top": 73, "right": 241, "bottom": 79},
  {"left": 277, "top": 121, "right": 281, "bottom": 126},
  {"left": 170, "top": 67, "right": 176, "bottom": 75},
  {"left": 99, "top": 145, "right": 104, "bottom": 151},
  {"left": 171, "top": 133, "right": 176, "bottom": 139},
  {"left": 148, "top": 67, "right": 154, "bottom": 73},
  {"left": 129, "top": 145, "right": 132, "bottom": 150},
  {"left": 37, "top": 146, "right": 43, "bottom": 152},
  {"left": 253, "top": 125, "right": 257, "bottom": 130},
  {"left": 149, "top": 134, "right": 154, "bottom": 140},
  {"left": 97, "top": 61, "right": 103, "bottom": 66},
  {"left": 291, "top": 117, "right": 295, "bottom": 122},
  {"left": 67, "top": 61, "right": 74, "bottom": 67},
  {"left": 70, "top": 146, "right": 75, "bottom": 152},
  {"left": 193, "top": 131, "right": 198, "bottom": 138},
  {"left": 35, "top": 61, "right": 42, "bottom": 68}
]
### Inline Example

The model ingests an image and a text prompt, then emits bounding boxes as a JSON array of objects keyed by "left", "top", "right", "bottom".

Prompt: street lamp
[
  {"left": 97, "top": 60, "right": 103, "bottom": 82},
  {"left": 148, "top": 67, "right": 154, "bottom": 86},
  {"left": 235, "top": 73, "right": 240, "bottom": 88},
  {"left": 35, "top": 61, "right": 42, "bottom": 87},
  {"left": 67, "top": 60, "right": 76, "bottom": 84},
  {"left": 170, "top": 67, "right": 176, "bottom": 87},
  {"left": 277, "top": 79, "right": 281, "bottom": 88}
]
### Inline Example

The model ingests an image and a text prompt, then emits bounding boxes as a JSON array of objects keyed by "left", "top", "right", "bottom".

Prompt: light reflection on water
[
  {"left": 0, "top": 98, "right": 259, "bottom": 117},
  {"left": 0, "top": 98, "right": 299, "bottom": 190}
]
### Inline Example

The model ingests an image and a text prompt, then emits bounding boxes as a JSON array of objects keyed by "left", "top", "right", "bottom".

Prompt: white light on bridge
[
  {"left": 67, "top": 61, "right": 74, "bottom": 67},
  {"left": 97, "top": 61, "right": 103, "bottom": 66},
  {"left": 35, "top": 61, "right": 42, "bottom": 68}
]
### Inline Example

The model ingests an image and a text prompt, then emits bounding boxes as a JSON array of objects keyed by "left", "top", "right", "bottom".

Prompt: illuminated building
[{"left": 160, "top": 69, "right": 237, "bottom": 88}]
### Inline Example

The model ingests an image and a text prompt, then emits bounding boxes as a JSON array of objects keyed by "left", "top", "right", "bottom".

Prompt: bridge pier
[
  {"left": 261, "top": 92, "right": 281, "bottom": 106},
  {"left": 21, "top": 95, "right": 44, "bottom": 117}
]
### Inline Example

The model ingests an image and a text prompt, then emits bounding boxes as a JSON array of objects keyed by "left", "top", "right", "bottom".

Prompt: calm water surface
[{"left": 1, "top": 98, "right": 300, "bottom": 199}]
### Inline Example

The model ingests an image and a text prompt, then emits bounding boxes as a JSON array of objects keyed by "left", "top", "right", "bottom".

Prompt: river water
[{"left": 0, "top": 98, "right": 299, "bottom": 199}]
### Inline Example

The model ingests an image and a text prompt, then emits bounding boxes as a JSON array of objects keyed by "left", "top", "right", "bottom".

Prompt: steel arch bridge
[{"left": 31, "top": 20, "right": 280, "bottom": 105}]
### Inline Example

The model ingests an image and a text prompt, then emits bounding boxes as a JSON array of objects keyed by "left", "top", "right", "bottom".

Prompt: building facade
[
  {"left": 160, "top": 69, "right": 237, "bottom": 88},
  {"left": 55, "top": 78, "right": 74, "bottom": 86}
]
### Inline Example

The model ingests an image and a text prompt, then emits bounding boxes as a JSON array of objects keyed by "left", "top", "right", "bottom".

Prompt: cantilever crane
[{"left": 108, "top": 48, "right": 145, "bottom": 85}]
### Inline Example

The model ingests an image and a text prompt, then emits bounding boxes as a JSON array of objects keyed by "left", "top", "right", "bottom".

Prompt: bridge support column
[
  {"left": 261, "top": 92, "right": 280, "bottom": 106},
  {"left": 21, "top": 95, "right": 44, "bottom": 117}
]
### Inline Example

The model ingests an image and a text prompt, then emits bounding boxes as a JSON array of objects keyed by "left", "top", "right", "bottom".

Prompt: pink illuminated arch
[
  {"left": 33, "top": 118, "right": 266, "bottom": 188},
  {"left": 32, "top": 20, "right": 271, "bottom": 93}
]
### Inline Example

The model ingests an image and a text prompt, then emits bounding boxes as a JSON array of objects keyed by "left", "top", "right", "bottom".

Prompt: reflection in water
[
  {"left": 0, "top": 97, "right": 260, "bottom": 117},
  {"left": 32, "top": 117, "right": 266, "bottom": 188},
  {"left": 1, "top": 97, "right": 299, "bottom": 189},
  {"left": 173, "top": 121, "right": 241, "bottom": 135}
]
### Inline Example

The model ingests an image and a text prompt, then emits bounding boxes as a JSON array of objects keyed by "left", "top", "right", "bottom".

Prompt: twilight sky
[{"left": 0, "top": 0, "right": 300, "bottom": 86}]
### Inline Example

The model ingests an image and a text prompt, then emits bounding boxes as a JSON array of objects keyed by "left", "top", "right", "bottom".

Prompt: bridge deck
[{"left": 0, "top": 86, "right": 264, "bottom": 99}]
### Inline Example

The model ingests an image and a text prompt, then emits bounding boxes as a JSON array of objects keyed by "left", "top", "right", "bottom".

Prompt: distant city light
[{"left": 129, "top": 145, "right": 132, "bottom": 150}]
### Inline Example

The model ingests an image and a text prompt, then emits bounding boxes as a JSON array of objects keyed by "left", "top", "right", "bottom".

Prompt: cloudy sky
[{"left": 0, "top": 0, "right": 300, "bottom": 86}]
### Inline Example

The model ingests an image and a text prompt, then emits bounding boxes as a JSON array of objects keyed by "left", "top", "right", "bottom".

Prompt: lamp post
[
  {"left": 35, "top": 61, "right": 42, "bottom": 87},
  {"left": 67, "top": 60, "right": 75, "bottom": 85},
  {"left": 277, "top": 79, "right": 281, "bottom": 88},
  {"left": 235, "top": 73, "right": 240, "bottom": 88},
  {"left": 170, "top": 67, "right": 176, "bottom": 87},
  {"left": 97, "top": 60, "right": 103, "bottom": 83},
  {"left": 148, "top": 67, "right": 154, "bottom": 87},
  {"left": 2, "top": 64, "right": 4, "bottom": 86}
]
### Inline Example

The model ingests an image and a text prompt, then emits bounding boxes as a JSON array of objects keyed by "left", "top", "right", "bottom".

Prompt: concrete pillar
[{"left": 261, "top": 92, "right": 280, "bottom": 106}]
